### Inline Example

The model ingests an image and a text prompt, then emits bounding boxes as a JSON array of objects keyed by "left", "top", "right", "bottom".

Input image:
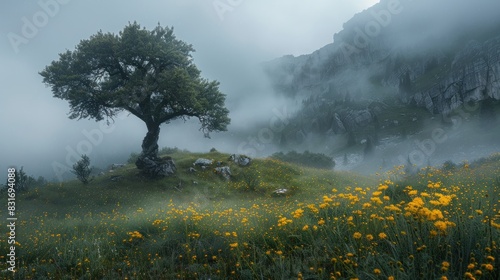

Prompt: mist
[
  {"left": 0, "top": 0, "right": 379, "bottom": 182},
  {"left": 258, "top": 0, "right": 500, "bottom": 175}
]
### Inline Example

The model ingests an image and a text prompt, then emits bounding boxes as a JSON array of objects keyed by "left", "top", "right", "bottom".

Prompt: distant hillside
[
  {"left": 262, "top": 0, "right": 500, "bottom": 159},
  {"left": 265, "top": 0, "right": 500, "bottom": 112}
]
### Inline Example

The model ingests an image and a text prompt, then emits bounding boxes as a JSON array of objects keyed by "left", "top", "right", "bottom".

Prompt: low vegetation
[
  {"left": 271, "top": 150, "right": 335, "bottom": 169},
  {"left": 0, "top": 150, "right": 499, "bottom": 279},
  {"left": 72, "top": 154, "right": 93, "bottom": 185}
]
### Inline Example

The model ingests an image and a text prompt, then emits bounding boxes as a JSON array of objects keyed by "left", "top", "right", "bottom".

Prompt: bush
[
  {"left": 5, "top": 166, "right": 37, "bottom": 192},
  {"left": 72, "top": 155, "right": 93, "bottom": 184},
  {"left": 159, "top": 146, "right": 179, "bottom": 155},
  {"left": 271, "top": 150, "right": 335, "bottom": 169},
  {"left": 442, "top": 160, "right": 456, "bottom": 171}
]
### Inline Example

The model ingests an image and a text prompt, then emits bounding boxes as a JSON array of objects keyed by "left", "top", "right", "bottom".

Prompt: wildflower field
[{"left": 1, "top": 151, "right": 499, "bottom": 279}]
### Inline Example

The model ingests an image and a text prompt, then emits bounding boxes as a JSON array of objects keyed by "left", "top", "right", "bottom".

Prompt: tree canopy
[{"left": 40, "top": 23, "right": 230, "bottom": 177}]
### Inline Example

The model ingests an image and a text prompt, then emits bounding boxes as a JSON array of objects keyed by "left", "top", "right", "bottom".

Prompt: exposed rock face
[
  {"left": 263, "top": 0, "right": 500, "bottom": 115},
  {"left": 408, "top": 37, "right": 500, "bottom": 114},
  {"left": 111, "top": 163, "right": 126, "bottom": 170},
  {"left": 333, "top": 113, "right": 346, "bottom": 133}
]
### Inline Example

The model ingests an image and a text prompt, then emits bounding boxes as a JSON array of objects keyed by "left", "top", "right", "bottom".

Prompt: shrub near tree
[{"left": 72, "top": 155, "right": 93, "bottom": 184}]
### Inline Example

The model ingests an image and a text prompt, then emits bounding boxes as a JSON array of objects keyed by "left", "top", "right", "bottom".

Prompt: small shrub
[
  {"left": 237, "top": 169, "right": 260, "bottom": 192},
  {"left": 4, "top": 167, "right": 35, "bottom": 192},
  {"left": 127, "top": 152, "right": 140, "bottom": 164},
  {"left": 271, "top": 150, "right": 335, "bottom": 169},
  {"left": 72, "top": 155, "right": 93, "bottom": 184}
]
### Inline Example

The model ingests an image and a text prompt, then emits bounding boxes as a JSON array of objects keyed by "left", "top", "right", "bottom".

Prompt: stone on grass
[
  {"left": 194, "top": 158, "right": 213, "bottom": 166},
  {"left": 229, "top": 154, "right": 252, "bottom": 166},
  {"left": 215, "top": 166, "right": 231, "bottom": 180}
]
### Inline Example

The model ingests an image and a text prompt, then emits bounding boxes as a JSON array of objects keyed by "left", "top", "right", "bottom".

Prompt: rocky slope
[{"left": 264, "top": 0, "right": 500, "bottom": 115}]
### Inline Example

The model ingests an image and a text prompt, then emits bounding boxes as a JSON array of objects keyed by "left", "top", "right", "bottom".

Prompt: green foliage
[
  {"left": 72, "top": 155, "right": 93, "bottom": 184},
  {"left": 127, "top": 152, "right": 140, "bottom": 164},
  {"left": 40, "top": 22, "right": 230, "bottom": 131},
  {"left": 271, "top": 150, "right": 335, "bottom": 169},
  {"left": 3, "top": 167, "right": 45, "bottom": 192},
  {"left": 159, "top": 146, "right": 179, "bottom": 155},
  {"left": 5, "top": 151, "right": 500, "bottom": 279},
  {"left": 40, "top": 22, "right": 230, "bottom": 166}
]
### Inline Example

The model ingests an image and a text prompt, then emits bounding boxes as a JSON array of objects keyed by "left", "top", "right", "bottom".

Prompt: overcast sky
[{"left": 0, "top": 0, "right": 378, "bottom": 182}]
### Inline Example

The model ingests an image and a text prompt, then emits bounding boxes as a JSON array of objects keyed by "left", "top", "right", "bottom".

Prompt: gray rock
[
  {"left": 229, "top": 154, "right": 252, "bottom": 166},
  {"left": 215, "top": 166, "right": 231, "bottom": 180},
  {"left": 188, "top": 167, "right": 197, "bottom": 173},
  {"left": 272, "top": 188, "right": 289, "bottom": 196},
  {"left": 194, "top": 158, "right": 213, "bottom": 166},
  {"left": 140, "top": 157, "right": 176, "bottom": 177},
  {"left": 354, "top": 110, "right": 372, "bottom": 127}
]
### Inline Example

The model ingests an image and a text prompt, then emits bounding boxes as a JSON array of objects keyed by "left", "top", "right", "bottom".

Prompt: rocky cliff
[{"left": 264, "top": 0, "right": 500, "bottom": 115}]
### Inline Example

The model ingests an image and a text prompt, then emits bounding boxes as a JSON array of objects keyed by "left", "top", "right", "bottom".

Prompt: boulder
[
  {"left": 194, "top": 158, "right": 213, "bottom": 166},
  {"left": 110, "top": 175, "right": 123, "bottom": 182},
  {"left": 215, "top": 166, "right": 231, "bottom": 180},
  {"left": 353, "top": 110, "right": 372, "bottom": 127},
  {"left": 272, "top": 188, "right": 289, "bottom": 197},
  {"left": 229, "top": 154, "right": 252, "bottom": 166},
  {"left": 138, "top": 157, "right": 176, "bottom": 177}
]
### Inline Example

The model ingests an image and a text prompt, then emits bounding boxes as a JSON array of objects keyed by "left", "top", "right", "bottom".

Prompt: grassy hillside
[{"left": 1, "top": 151, "right": 499, "bottom": 279}]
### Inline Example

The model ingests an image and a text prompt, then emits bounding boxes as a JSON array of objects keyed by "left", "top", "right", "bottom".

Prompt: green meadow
[{"left": 1, "top": 151, "right": 499, "bottom": 279}]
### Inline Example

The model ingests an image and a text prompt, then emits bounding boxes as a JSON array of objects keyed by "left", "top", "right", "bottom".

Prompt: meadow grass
[{"left": 0, "top": 152, "right": 499, "bottom": 279}]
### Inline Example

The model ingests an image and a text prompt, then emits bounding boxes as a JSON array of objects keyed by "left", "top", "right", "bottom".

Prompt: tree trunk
[
  {"left": 136, "top": 123, "right": 176, "bottom": 177},
  {"left": 141, "top": 124, "right": 161, "bottom": 162}
]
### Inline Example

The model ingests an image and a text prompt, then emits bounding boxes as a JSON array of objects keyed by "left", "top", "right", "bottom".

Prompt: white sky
[{"left": 0, "top": 0, "right": 378, "bottom": 181}]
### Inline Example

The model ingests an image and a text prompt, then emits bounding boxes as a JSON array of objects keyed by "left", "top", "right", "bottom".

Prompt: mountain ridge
[{"left": 264, "top": 0, "right": 500, "bottom": 115}]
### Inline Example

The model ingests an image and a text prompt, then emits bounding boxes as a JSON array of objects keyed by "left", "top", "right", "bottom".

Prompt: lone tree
[{"left": 40, "top": 23, "right": 230, "bottom": 177}]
